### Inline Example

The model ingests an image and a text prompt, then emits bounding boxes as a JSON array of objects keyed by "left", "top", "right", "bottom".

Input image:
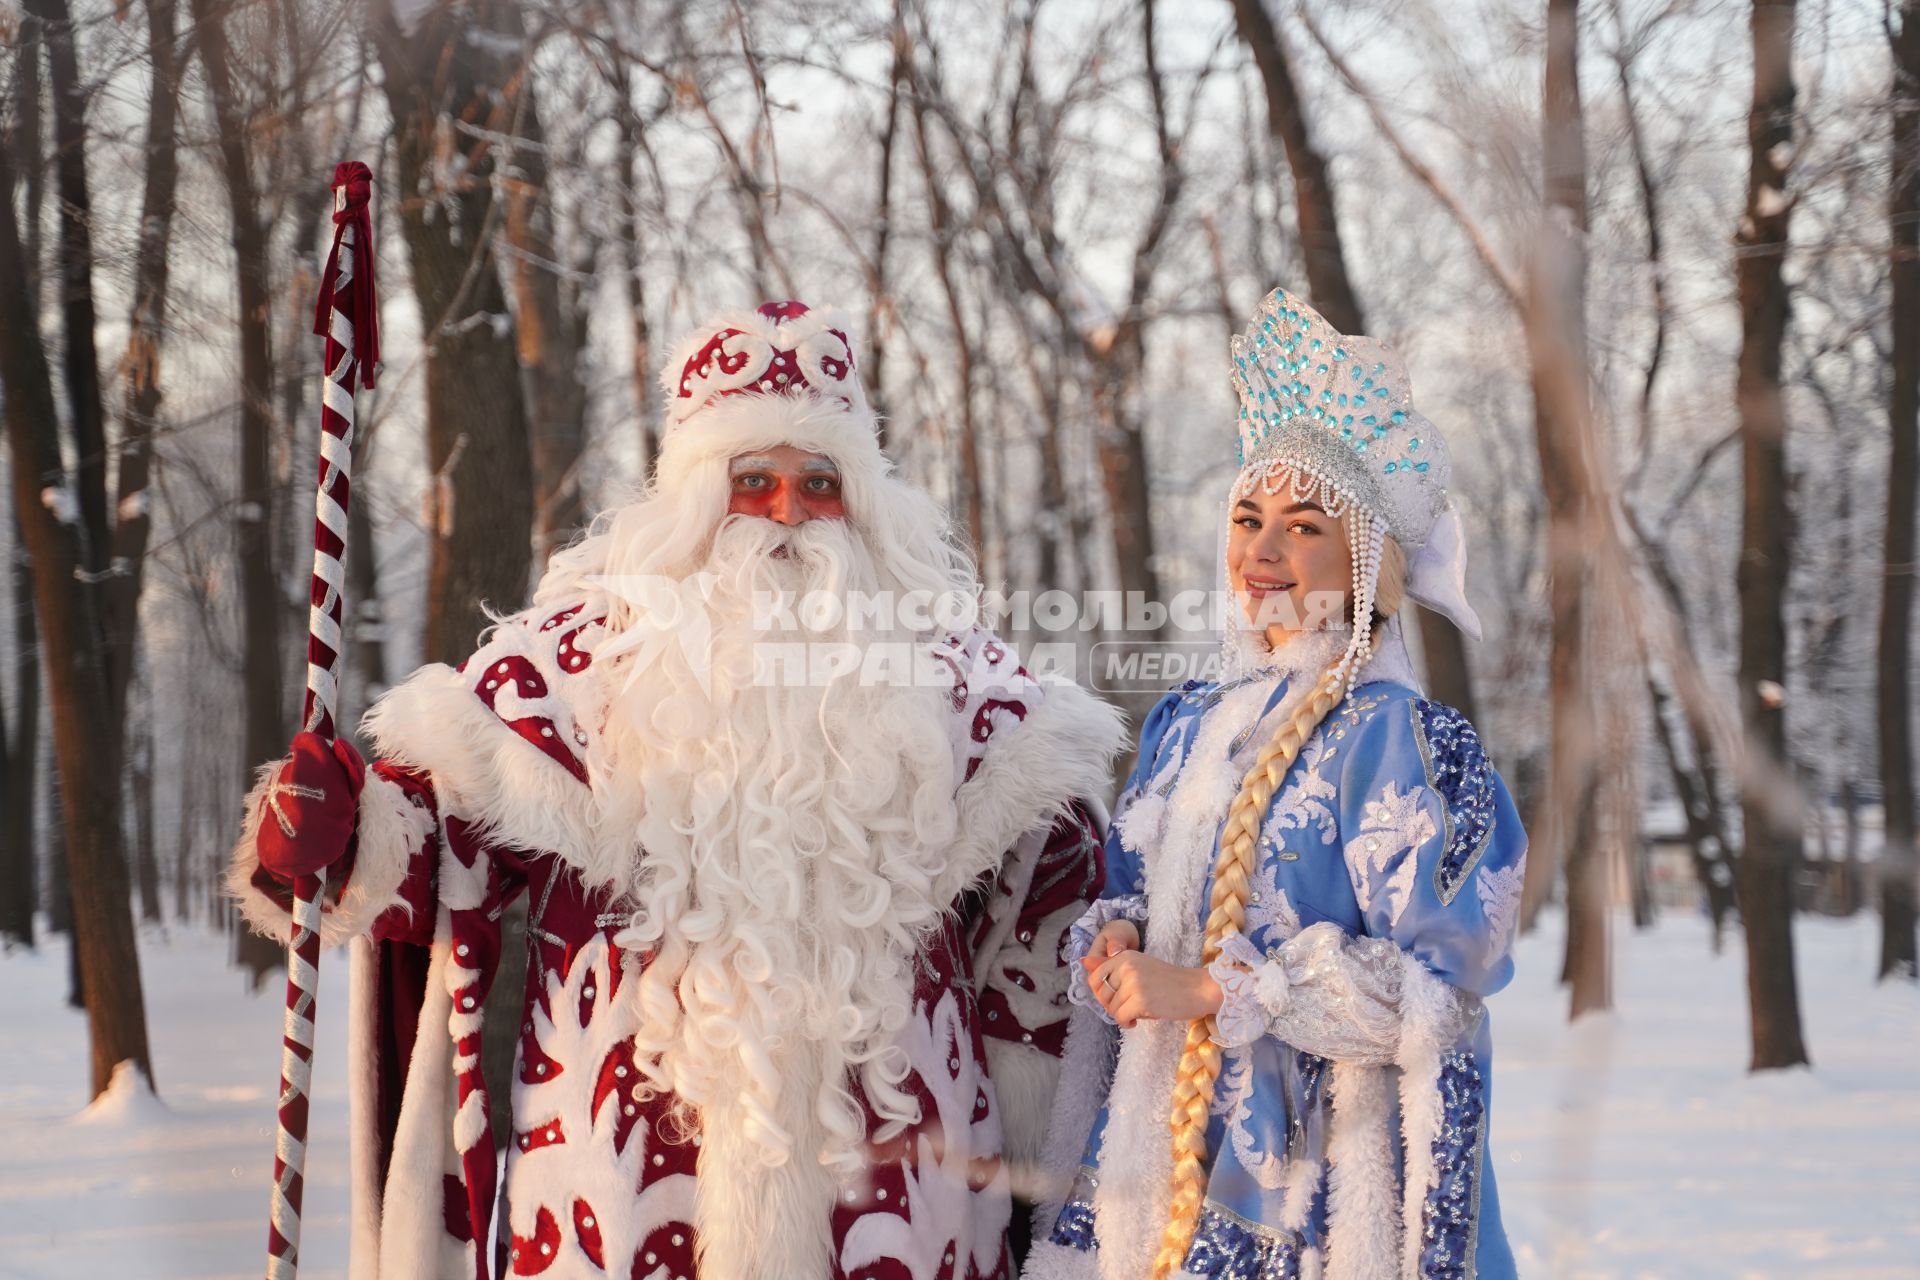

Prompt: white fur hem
[
  {"left": 987, "top": 1037, "right": 1064, "bottom": 1190},
  {"left": 228, "top": 765, "right": 432, "bottom": 948},
  {"left": 1023, "top": 1240, "right": 1102, "bottom": 1280},
  {"left": 1322, "top": 1062, "right": 1399, "bottom": 1280},
  {"left": 1393, "top": 953, "right": 1463, "bottom": 1277},
  {"left": 1027, "top": 1003, "right": 1116, "bottom": 1234},
  {"left": 346, "top": 937, "right": 383, "bottom": 1280},
  {"left": 375, "top": 920, "right": 462, "bottom": 1279}
]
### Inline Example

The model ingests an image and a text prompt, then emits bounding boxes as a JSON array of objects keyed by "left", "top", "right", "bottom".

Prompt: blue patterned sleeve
[{"left": 1332, "top": 692, "right": 1529, "bottom": 1001}]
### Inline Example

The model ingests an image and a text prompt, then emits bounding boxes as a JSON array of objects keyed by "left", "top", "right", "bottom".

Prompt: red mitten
[{"left": 255, "top": 731, "right": 368, "bottom": 880}]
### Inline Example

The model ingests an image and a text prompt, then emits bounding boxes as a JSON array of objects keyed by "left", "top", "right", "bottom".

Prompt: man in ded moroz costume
[
  {"left": 1025, "top": 286, "right": 1528, "bottom": 1280},
  {"left": 232, "top": 300, "right": 1127, "bottom": 1279}
]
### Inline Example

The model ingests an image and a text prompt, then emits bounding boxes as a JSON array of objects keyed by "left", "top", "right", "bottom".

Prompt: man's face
[{"left": 726, "top": 445, "right": 847, "bottom": 524}]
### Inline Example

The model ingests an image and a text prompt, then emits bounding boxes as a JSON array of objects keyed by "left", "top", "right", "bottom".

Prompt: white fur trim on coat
[
  {"left": 941, "top": 677, "right": 1128, "bottom": 923},
  {"left": 1393, "top": 953, "right": 1471, "bottom": 1277},
  {"left": 1321, "top": 1061, "right": 1399, "bottom": 1280},
  {"left": 987, "top": 1037, "right": 1066, "bottom": 1191},
  {"left": 228, "top": 764, "right": 434, "bottom": 949},
  {"left": 346, "top": 937, "right": 384, "bottom": 1280},
  {"left": 1027, "top": 1001, "right": 1117, "bottom": 1232},
  {"left": 373, "top": 923, "right": 475, "bottom": 1280},
  {"left": 1022, "top": 1239, "right": 1104, "bottom": 1280}
]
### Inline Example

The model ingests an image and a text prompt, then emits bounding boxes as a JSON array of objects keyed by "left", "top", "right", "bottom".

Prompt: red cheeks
[{"left": 726, "top": 469, "right": 846, "bottom": 523}]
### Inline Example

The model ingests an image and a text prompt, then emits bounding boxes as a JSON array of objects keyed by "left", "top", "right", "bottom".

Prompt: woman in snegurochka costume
[{"left": 1024, "top": 286, "right": 1526, "bottom": 1280}]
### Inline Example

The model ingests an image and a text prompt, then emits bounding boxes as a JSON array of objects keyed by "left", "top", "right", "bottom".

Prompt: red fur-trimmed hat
[{"left": 661, "top": 300, "right": 871, "bottom": 431}]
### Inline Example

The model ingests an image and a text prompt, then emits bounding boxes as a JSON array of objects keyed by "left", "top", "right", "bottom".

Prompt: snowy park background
[{"left": 7, "top": 0, "right": 1920, "bottom": 1275}]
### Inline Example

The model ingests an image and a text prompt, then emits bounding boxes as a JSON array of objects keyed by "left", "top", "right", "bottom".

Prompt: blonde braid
[{"left": 1149, "top": 661, "right": 1350, "bottom": 1278}]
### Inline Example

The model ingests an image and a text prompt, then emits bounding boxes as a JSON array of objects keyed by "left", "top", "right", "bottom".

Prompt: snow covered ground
[{"left": 0, "top": 910, "right": 1915, "bottom": 1279}]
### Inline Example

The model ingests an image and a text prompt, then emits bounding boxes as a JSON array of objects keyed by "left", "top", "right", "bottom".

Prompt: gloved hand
[{"left": 255, "top": 731, "right": 367, "bottom": 880}]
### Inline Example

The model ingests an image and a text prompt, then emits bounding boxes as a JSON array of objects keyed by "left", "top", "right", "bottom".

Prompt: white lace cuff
[
  {"left": 1207, "top": 932, "right": 1283, "bottom": 1048},
  {"left": 1206, "top": 921, "right": 1472, "bottom": 1064},
  {"left": 1065, "top": 894, "right": 1148, "bottom": 1022}
]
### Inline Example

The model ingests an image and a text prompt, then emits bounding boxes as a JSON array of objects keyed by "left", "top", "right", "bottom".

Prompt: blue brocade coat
[{"left": 1027, "top": 658, "right": 1527, "bottom": 1280}]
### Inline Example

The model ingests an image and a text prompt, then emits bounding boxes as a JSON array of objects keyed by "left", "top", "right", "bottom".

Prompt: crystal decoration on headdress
[
  {"left": 1224, "top": 287, "right": 1463, "bottom": 692},
  {"left": 1228, "top": 287, "right": 1450, "bottom": 553}
]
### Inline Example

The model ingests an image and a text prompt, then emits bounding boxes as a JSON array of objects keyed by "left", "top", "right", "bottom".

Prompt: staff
[{"left": 267, "top": 160, "right": 380, "bottom": 1280}]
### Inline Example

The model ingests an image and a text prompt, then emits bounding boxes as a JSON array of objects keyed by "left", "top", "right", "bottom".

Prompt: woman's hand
[
  {"left": 1087, "top": 945, "right": 1223, "bottom": 1028},
  {"left": 1082, "top": 918, "right": 1141, "bottom": 965}
]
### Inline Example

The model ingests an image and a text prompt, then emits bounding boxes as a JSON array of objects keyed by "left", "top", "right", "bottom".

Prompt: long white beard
[{"left": 597, "top": 516, "right": 962, "bottom": 1173}]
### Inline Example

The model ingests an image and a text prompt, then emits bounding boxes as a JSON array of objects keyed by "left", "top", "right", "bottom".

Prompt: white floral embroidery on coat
[
  {"left": 1477, "top": 860, "right": 1525, "bottom": 966},
  {"left": 1350, "top": 780, "right": 1436, "bottom": 928},
  {"left": 837, "top": 987, "right": 1008, "bottom": 1280},
  {"left": 1261, "top": 735, "right": 1340, "bottom": 852},
  {"left": 1209, "top": 1047, "right": 1291, "bottom": 1191}
]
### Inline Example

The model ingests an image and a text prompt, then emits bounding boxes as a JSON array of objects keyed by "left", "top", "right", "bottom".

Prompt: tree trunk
[
  {"left": 867, "top": 3, "right": 909, "bottom": 440},
  {"left": 501, "top": 85, "right": 591, "bottom": 568},
  {"left": 1647, "top": 672, "right": 1737, "bottom": 945},
  {"left": 104, "top": 0, "right": 181, "bottom": 734},
  {"left": 131, "top": 678, "right": 160, "bottom": 925},
  {"left": 1879, "top": 0, "right": 1920, "bottom": 981},
  {"left": 1, "top": 513, "right": 37, "bottom": 948},
  {"left": 612, "top": 66, "right": 656, "bottom": 475},
  {"left": 1417, "top": 608, "right": 1480, "bottom": 725},
  {"left": 1229, "top": 0, "right": 1363, "bottom": 334},
  {"left": 191, "top": 0, "right": 289, "bottom": 984},
  {"left": 27, "top": 0, "right": 111, "bottom": 580},
  {"left": 348, "top": 425, "right": 389, "bottom": 719},
  {"left": 1, "top": 13, "right": 42, "bottom": 951},
  {"left": 372, "top": 0, "right": 536, "bottom": 664},
  {"left": 8, "top": 7, "right": 45, "bottom": 310},
  {"left": 1734, "top": 0, "right": 1810, "bottom": 1068},
  {"left": 0, "top": 140, "right": 155, "bottom": 1096},
  {"left": 910, "top": 81, "right": 986, "bottom": 557},
  {"left": 1233, "top": 0, "right": 1480, "bottom": 721},
  {"left": 191, "top": 0, "right": 285, "bottom": 774},
  {"left": 1523, "top": 0, "right": 1610, "bottom": 1018}
]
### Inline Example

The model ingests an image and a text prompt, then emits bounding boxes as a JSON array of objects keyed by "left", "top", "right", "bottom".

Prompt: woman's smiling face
[{"left": 1225, "top": 485, "right": 1354, "bottom": 645}]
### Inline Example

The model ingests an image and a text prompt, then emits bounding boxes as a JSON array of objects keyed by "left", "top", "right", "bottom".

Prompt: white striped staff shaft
[{"left": 268, "top": 161, "right": 381, "bottom": 1280}]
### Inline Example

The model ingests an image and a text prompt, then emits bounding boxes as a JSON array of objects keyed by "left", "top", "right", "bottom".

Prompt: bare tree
[
  {"left": 371, "top": 0, "right": 537, "bottom": 662},
  {"left": 867, "top": 0, "right": 910, "bottom": 439},
  {"left": 190, "top": 0, "right": 291, "bottom": 981},
  {"left": 499, "top": 31, "right": 593, "bottom": 567},
  {"left": 0, "top": 10, "right": 44, "bottom": 951},
  {"left": 1231, "top": 0, "right": 1479, "bottom": 721},
  {"left": 1530, "top": 0, "right": 1611, "bottom": 1016},
  {"left": 1734, "top": 0, "right": 1810, "bottom": 1069},
  {"left": 907, "top": 46, "right": 986, "bottom": 557},
  {"left": 1230, "top": 0, "right": 1361, "bottom": 330},
  {"left": 0, "top": 128, "right": 155, "bottom": 1098},
  {"left": 105, "top": 0, "right": 183, "bottom": 732},
  {"left": 1880, "top": 0, "right": 1920, "bottom": 981}
]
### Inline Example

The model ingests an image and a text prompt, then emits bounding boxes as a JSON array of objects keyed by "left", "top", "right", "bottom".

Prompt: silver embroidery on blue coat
[
  {"left": 1418, "top": 1050, "right": 1486, "bottom": 1278},
  {"left": 1183, "top": 1205, "right": 1305, "bottom": 1279},
  {"left": 1410, "top": 699, "right": 1496, "bottom": 904},
  {"left": 1212, "top": 1051, "right": 1290, "bottom": 1190}
]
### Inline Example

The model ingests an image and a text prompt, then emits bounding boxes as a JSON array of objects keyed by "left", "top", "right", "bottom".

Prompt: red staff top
[{"left": 312, "top": 160, "right": 382, "bottom": 389}]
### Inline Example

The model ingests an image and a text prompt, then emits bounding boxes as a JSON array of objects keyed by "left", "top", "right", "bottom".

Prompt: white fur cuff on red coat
[{"left": 227, "top": 761, "right": 435, "bottom": 948}]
